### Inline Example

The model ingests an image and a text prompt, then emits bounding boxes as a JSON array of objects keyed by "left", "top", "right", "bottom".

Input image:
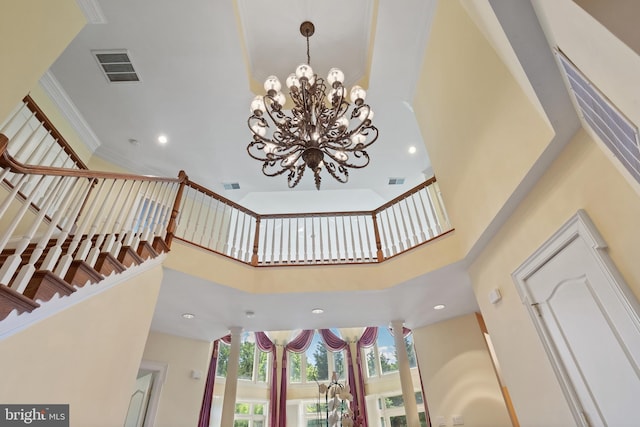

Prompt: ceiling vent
[
  {"left": 93, "top": 50, "right": 140, "bottom": 83},
  {"left": 223, "top": 182, "right": 241, "bottom": 190},
  {"left": 388, "top": 177, "right": 405, "bottom": 185},
  {"left": 557, "top": 50, "right": 640, "bottom": 184}
]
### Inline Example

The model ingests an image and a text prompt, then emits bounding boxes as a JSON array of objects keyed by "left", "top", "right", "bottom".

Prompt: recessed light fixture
[
  {"left": 311, "top": 308, "right": 324, "bottom": 314},
  {"left": 433, "top": 304, "right": 446, "bottom": 310},
  {"left": 182, "top": 313, "right": 195, "bottom": 319},
  {"left": 158, "top": 135, "right": 168, "bottom": 144},
  {"left": 408, "top": 146, "right": 417, "bottom": 154}
]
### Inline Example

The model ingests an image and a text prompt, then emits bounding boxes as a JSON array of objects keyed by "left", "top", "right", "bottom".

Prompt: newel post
[
  {"left": 251, "top": 216, "right": 261, "bottom": 266},
  {"left": 165, "top": 170, "right": 188, "bottom": 248},
  {"left": 372, "top": 212, "right": 384, "bottom": 262}
]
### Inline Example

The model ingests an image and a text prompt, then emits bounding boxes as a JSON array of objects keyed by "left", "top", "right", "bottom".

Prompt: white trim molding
[
  {"left": 39, "top": 71, "right": 102, "bottom": 152},
  {"left": 75, "top": 0, "right": 108, "bottom": 24},
  {"left": 139, "top": 359, "right": 168, "bottom": 427}
]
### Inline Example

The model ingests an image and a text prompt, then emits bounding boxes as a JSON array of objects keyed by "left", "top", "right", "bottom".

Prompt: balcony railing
[
  {"left": 0, "top": 96, "right": 454, "bottom": 271},
  {"left": 173, "top": 176, "right": 452, "bottom": 266}
]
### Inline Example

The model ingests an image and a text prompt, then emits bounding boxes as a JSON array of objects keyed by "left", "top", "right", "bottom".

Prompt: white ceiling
[{"left": 46, "top": 0, "right": 489, "bottom": 341}]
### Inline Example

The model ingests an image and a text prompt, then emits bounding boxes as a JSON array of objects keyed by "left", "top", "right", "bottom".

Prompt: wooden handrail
[
  {"left": 23, "top": 95, "right": 89, "bottom": 170},
  {"left": 0, "top": 134, "right": 180, "bottom": 183},
  {"left": 373, "top": 176, "right": 437, "bottom": 214},
  {"left": 185, "top": 179, "right": 259, "bottom": 218}
]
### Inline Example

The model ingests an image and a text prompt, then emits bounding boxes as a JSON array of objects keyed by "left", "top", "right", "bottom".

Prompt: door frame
[
  {"left": 511, "top": 209, "right": 640, "bottom": 426},
  {"left": 138, "top": 360, "right": 168, "bottom": 427}
]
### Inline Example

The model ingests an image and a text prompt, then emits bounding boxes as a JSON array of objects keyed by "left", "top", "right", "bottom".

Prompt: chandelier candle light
[{"left": 247, "top": 21, "right": 379, "bottom": 190}]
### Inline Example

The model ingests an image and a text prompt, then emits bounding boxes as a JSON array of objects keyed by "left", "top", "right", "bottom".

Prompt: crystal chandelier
[{"left": 247, "top": 21, "right": 379, "bottom": 190}]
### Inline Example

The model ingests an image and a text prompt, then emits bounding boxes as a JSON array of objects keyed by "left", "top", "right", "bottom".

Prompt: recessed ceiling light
[
  {"left": 311, "top": 308, "right": 324, "bottom": 314},
  {"left": 158, "top": 135, "right": 168, "bottom": 144},
  {"left": 182, "top": 313, "right": 195, "bottom": 319},
  {"left": 408, "top": 146, "right": 417, "bottom": 154},
  {"left": 433, "top": 304, "right": 446, "bottom": 310}
]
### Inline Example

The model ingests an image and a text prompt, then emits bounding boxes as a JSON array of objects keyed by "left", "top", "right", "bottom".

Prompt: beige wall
[
  {"left": 413, "top": 0, "right": 554, "bottom": 257},
  {"left": 0, "top": 264, "right": 163, "bottom": 427},
  {"left": 142, "top": 331, "right": 213, "bottom": 427},
  {"left": 0, "top": 0, "right": 85, "bottom": 121},
  {"left": 469, "top": 129, "right": 640, "bottom": 426},
  {"left": 413, "top": 314, "right": 511, "bottom": 427}
]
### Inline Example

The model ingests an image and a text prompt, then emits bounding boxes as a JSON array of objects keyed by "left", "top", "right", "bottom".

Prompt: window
[
  {"left": 289, "top": 330, "right": 346, "bottom": 384},
  {"left": 216, "top": 332, "right": 269, "bottom": 383},
  {"left": 365, "top": 327, "right": 417, "bottom": 378},
  {"left": 374, "top": 392, "right": 428, "bottom": 427},
  {"left": 234, "top": 401, "right": 266, "bottom": 427}
]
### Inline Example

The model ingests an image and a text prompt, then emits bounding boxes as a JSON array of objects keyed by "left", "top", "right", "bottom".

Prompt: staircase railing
[
  {"left": 0, "top": 134, "right": 183, "bottom": 319},
  {"left": 173, "top": 176, "right": 453, "bottom": 266}
]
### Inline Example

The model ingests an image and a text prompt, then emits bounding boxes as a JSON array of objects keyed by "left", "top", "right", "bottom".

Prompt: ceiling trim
[
  {"left": 75, "top": 0, "right": 108, "bottom": 24},
  {"left": 39, "top": 71, "right": 102, "bottom": 152}
]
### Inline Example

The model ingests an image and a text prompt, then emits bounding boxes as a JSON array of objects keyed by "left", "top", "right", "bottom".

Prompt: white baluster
[
  {"left": 87, "top": 180, "right": 128, "bottom": 266},
  {"left": 156, "top": 182, "right": 178, "bottom": 240},
  {"left": 363, "top": 216, "right": 374, "bottom": 261},
  {"left": 383, "top": 209, "right": 397, "bottom": 255},
  {"left": 230, "top": 210, "right": 240, "bottom": 259},
  {"left": 55, "top": 178, "right": 108, "bottom": 278},
  {"left": 110, "top": 180, "right": 143, "bottom": 258},
  {"left": 0, "top": 174, "right": 49, "bottom": 285},
  {"left": 199, "top": 192, "right": 214, "bottom": 246},
  {"left": 0, "top": 101, "right": 28, "bottom": 136},
  {"left": 42, "top": 178, "right": 92, "bottom": 272},
  {"left": 121, "top": 180, "right": 152, "bottom": 248},
  {"left": 403, "top": 199, "right": 418, "bottom": 246},
  {"left": 417, "top": 190, "right": 435, "bottom": 239},
  {"left": 207, "top": 198, "right": 221, "bottom": 249},
  {"left": 12, "top": 176, "right": 78, "bottom": 292},
  {"left": 326, "top": 217, "right": 333, "bottom": 263},
  {"left": 424, "top": 185, "right": 443, "bottom": 235},
  {"left": 434, "top": 182, "right": 452, "bottom": 231},
  {"left": 76, "top": 179, "right": 117, "bottom": 264},
  {"left": 191, "top": 189, "right": 206, "bottom": 242},
  {"left": 410, "top": 193, "right": 427, "bottom": 242}
]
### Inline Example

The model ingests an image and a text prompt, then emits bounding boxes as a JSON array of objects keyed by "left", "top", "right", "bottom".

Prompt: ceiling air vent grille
[
  {"left": 557, "top": 50, "right": 640, "bottom": 183},
  {"left": 223, "top": 182, "right": 241, "bottom": 190},
  {"left": 388, "top": 177, "right": 405, "bottom": 185},
  {"left": 93, "top": 50, "right": 140, "bottom": 83}
]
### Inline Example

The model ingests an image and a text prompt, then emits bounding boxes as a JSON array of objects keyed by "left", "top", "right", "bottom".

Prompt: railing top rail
[
  {"left": 22, "top": 95, "right": 89, "bottom": 170},
  {"left": 184, "top": 176, "right": 440, "bottom": 218},
  {"left": 258, "top": 210, "right": 374, "bottom": 219},
  {"left": 373, "top": 176, "right": 437, "bottom": 214},
  {"left": 185, "top": 179, "right": 260, "bottom": 217},
  {"left": 0, "top": 134, "right": 183, "bottom": 183}
]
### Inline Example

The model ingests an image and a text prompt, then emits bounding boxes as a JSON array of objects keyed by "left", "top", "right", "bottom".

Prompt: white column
[
  {"left": 391, "top": 319, "right": 419, "bottom": 427},
  {"left": 220, "top": 326, "right": 242, "bottom": 426}
]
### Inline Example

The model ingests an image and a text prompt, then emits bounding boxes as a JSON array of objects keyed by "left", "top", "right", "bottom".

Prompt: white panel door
[{"left": 514, "top": 211, "right": 640, "bottom": 427}]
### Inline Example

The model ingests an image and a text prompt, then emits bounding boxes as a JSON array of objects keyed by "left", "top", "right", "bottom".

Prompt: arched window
[{"left": 289, "top": 329, "right": 347, "bottom": 384}]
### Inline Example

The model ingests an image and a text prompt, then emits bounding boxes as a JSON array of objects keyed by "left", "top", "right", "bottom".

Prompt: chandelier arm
[
  {"left": 324, "top": 161, "right": 349, "bottom": 183},
  {"left": 287, "top": 163, "right": 306, "bottom": 188}
]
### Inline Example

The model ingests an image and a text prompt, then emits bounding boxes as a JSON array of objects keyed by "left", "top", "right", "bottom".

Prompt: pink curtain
[
  {"left": 356, "top": 327, "right": 378, "bottom": 427},
  {"left": 318, "top": 329, "right": 359, "bottom": 420},
  {"left": 279, "top": 330, "right": 315, "bottom": 427},
  {"left": 197, "top": 339, "right": 220, "bottom": 427},
  {"left": 255, "top": 331, "right": 279, "bottom": 427}
]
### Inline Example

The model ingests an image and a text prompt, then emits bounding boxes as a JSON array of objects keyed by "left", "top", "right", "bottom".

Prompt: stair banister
[{"left": 165, "top": 170, "right": 188, "bottom": 248}]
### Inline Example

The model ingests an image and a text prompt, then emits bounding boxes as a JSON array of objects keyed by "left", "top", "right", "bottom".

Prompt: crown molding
[
  {"left": 76, "top": 0, "right": 108, "bottom": 24},
  {"left": 39, "top": 71, "right": 101, "bottom": 152}
]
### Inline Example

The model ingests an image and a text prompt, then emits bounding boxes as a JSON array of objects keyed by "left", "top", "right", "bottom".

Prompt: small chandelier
[{"left": 247, "top": 21, "right": 379, "bottom": 190}]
